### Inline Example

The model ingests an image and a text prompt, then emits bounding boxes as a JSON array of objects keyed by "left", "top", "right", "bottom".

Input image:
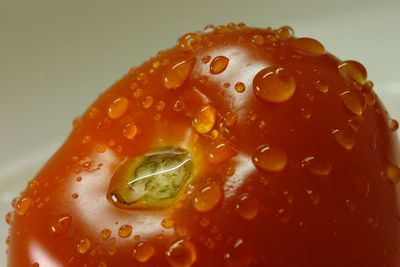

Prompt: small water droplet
[
  {"left": 76, "top": 238, "right": 91, "bottom": 254},
  {"left": 210, "top": 56, "right": 229, "bottom": 74},
  {"left": 235, "top": 194, "right": 259, "bottom": 220},
  {"left": 300, "top": 107, "right": 312, "bottom": 119},
  {"left": 275, "top": 26, "right": 294, "bottom": 40},
  {"left": 163, "top": 58, "right": 195, "bottom": 89},
  {"left": 332, "top": 128, "right": 355, "bottom": 150},
  {"left": 72, "top": 193, "right": 79, "bottom": 200},
  {"left": 142, "top": 96, "right": 154, "bottom": 109},
  {"left": 118, "top": 225, "right": 133, "bottom": 238},
  {"left": 193, "top": 184, "right": 223, "bottom": 212},
  {"left": 133, "top": 88, "right": 143, "bottom": 98},
  {"left": 338, "top": 60, "right": 367, "bottom": 85},
  {"left": 101, "top": 229, "right": 112, "bottom": 240},
  {"left": 173, "top": 100, "right": 185, "bottom": 112},
  {"left": 123, "top": 123, "right": 138, "bottom": 140},
  {"left": 16, "top": 197, "right": 32, "bottom": 215},
  {"left": 207, "top": 139, "right": 237, "bottom": 164},
  {"left": 82, "top": 135, "right": 92, "bottom": 144},
  {"left": 50, "top": 215, "right": 72, "bottom": 236},
  {"left": 166, "top": 239, "right": 197, "bottom": 267},
  {"left": 314, "top": 80, "right": 329, "bottom": 93},
  {"left": 108, "top": 97, "right": 129, "bottom": 119},
  {"left": 179, "top": 33, "right": 202, "bottom": 51},
  {"left": 156, "top": 100, "right": 166, "bottom": 111},
  {"left": 302, "top": 156, "right": 332, "bottom": 176},
  {"left": 96, "top": 144, "right": 107, "bottom": 153},
  {"left": 224, "top": 111, "right": 238, "bottom": 127},
  {"left": 340, "top": 91, "right": 366, "bottom": 115},
  {"left": 350, "top": 173, "right": 370, "bottom": 198},
  {"left": 253, "top": 66, "right": 296, "bottom": 103},
  {"left": 276, "top": 208, "right": 291, "bottom": 223},
  {"left": 132, "top": 241, "right": 155, "bottom": 262},
  {"left": 224, "top": 238, "right": 254, "bottom": 266},
  {"left": 306, "top": 189, "right": 320, "bottom": 205},
  {"left": 161, "top": 218, "right": 175, "bottom": 229},
  {"left": 201, "top": 55, "right": 211, "bottom": 64},
  {"left": 385, "top": 163, "right": 400, "bottom": 184},
  {"left": 292, "top": 38, "right": 325, "bottom": 56},
  {"left": 252, "top": 145, "right": 287, "bottom": 172},
  {"left": 388, "top": 119, "right": 399, "bottom": 132},
  {"left": 348, "top": 117, "right": 362, "bottom": 132},
  {"left": 234, "top": 82, "right": 246, "bottom": 93},
  {"left": 251, "top": 34, "right": 265, "bottom": 45},
  {"left": 192, "top": 104, "right": 216, "bottom": 134},
  {"left": 363, "top": 90, "right": 377, "bottom": 106},
  {"left": 345, "top": 199, "right": 357, "bottom": 211}
]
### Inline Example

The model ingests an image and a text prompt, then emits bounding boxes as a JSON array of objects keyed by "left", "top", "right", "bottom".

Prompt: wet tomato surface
[{"left": 6, "top": 24, "right": 400, "bottom": 267}]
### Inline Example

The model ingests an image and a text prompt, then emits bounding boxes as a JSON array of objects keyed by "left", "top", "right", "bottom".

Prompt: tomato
[{"left": 6, "top": 23, "right": 400, "bottom": 267}]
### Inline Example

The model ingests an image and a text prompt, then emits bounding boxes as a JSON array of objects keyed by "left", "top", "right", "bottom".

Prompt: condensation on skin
[{"left": 108, "top": 147, "right": 193, "bottom": 209}]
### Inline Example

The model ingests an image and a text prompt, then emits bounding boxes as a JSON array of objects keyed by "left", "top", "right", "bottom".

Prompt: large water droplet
[
  {"left": 108, "top": 97, "right": 129, "bottom": 119},
  {"left": 163, "top": 58, "right": 196, "bottom": 89},
  {"left": 193, "top": 184, "right": 223, "bottom": 212},
  {"left": 50, "top": 215, "right": 72, "bottom": 236},
  {"left": 252, "top": 145, "right": 288, "bottom": 172},
  {"left": 76, "top": 238, "right": 91, "bottom": 254},
  {"left": 302, "top": 156, "right": 332, "bottom": 176},
  {"left": 132, "top": 241, "right": 155, "bottom": 262},
  {"left": 108, "top": 147, "right": 193, "bottom": 209},
  {"left": 338, "top": 60, "right": 367, "bottom": 85},
  {"left": 207, "top": 139, "right": 237, "bottom": 164},
  {"left": 166, "top": 239, "right": 197, "bottom": 267},
  {"left": 16, "top": 197, "right": 32, "bottom": 215},
  {"left": 253, "top": 67, "right": 296, "bottom": 103},
  {"left": 332, "top": 128, "right": 355, "bottom": 150},
  {"left": 192, "top": 104, "right": 216, "bottom": 134},
  {"left": 340, "top": 91, "right": 366, "bottom": 115},
  {"left": 235, "top": 194, "right": 259, "bottom": 220},
  {"left": 291, "top": 38, "right": 325, "bottom": 56},
  {"left": 210, "top": 56, "right": 229, "bottom": 74}
]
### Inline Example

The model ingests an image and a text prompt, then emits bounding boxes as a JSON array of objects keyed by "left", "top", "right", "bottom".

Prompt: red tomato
[{"left": 6, "top": 24, "right": 400, "bottom": 267}]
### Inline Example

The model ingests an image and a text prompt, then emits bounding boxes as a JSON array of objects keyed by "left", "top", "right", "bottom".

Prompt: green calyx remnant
[{"left": 108, "top": 147, "right": 193, "bottom": 209}]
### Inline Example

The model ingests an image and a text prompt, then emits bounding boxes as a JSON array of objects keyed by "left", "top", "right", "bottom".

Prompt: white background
[{"left": 1, "top": 0, "right": 399, "bottom": 265}]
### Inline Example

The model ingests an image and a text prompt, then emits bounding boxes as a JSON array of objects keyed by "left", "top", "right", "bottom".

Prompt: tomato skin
[{"left": 7, "top": 24, "right": 400, "bottom": 267}]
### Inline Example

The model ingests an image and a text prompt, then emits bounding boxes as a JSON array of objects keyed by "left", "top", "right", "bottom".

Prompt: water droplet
[
  {"left": 314, "top": 80, "right": 329, "bottom": 93},
  {"left": 235, "top": 194, "right": 259, "bottom": 220},
  {"left": 173, "top": 100, "right": 184, "bottom": 112},
  {"left": 179, "top": 33, "right": 202, "bottom": 51},
  {"left": 142, "top": 96, "right": 154, "bottom": 109},
  {"left": 345, "top": 199, "right": 357, "bottom": 212},
  {"left": 16, "top": 197, "right": 32, "bottom": 215},
  {"left": 306, "top": 189, "right": 320, "bottom": 205},
  {"left": 5, "top": 211, "right": 14, "bottom": 225},
  {"left": 201, "top": 55, "right": 211, "bottom": 64},
  {"left": 300, "top": 107, "right": 312, "bottom": 119},
  {"left": 388, "top": 119, "right": 399, "bottom": 132},
  {"left": 210, "top": 56, "right": 229, "bottom": 74},
  {"left": 207, "top": 139, "right": 237, "bottom": 164},
  {"left": 253, "top": 66, "right": 296, "bottom": 103},
  {"left": 234, "top": 82, "right": 246, "bottom": 93},
  {"left": 50, "top": 215, "right": 72, "bottom": 236},
  {"left": 192, "top": 104, "right": 216, "bottom": 134},
  {"left": 108, "top": 97, "right": 129, "bottom": 119},
  {"left": 133, "top": 88, "right": 143, "bottom": 98},
  {"left": 275, "top": 26, "right": 294, "bottom": 40},
  {"left": 338, "top": 60, "right": 367, "bottom": 85},
  {"left": 204, "top": 24, "right": 215, "bottom": 33},
  {"left": 252, "top": 145, "right": 287, "bottom": 172},
  {"left": 385, "top": 163, "right": 400, "bottom": 184},
  {"left": 166, "top": 239, "right": 197, "bottom": 267},
  {"left": 292, "top": 38, "right": 325, "bottom": 56},
  {"left": 123, "top": 123, "right": 138, "bottom": 140},
  {"left": 224, "top": 238, "right": 254, "bottom": 266},
  {"left": 340, "top": 91, "right": 366, "bottom": 115},
  {"left": 76, "top": 238, "right": 91, "bottom": 254},
  {"left": 276, "top": 208, "right": 291, "bottom": 223},
  {"left": 251, "top": 34, "right": 265, "bottom": 45},
  {"left": 118, "top": 225, "right": 133, "bottom": 238},
  {"left": 348, "top": 117, "right": 362, "bottom": 132},
  {"left": 332, "top": 128, "right": 355, "bottom": 150},
  {"left": 302, "top": 156, "right": 332, "bottom": 176},
  {"left": 156, "top": 100, "right": 166, "bottom": 111},
  {"left": 193, "top": 184, "right": 223, "bottom": 212},
  {"left": 132, "top": 241, "right": 155, "bottom": 262},
  {"left": 82, "top": 135, "right": 92, "bottom": 144},
  {"left": 108, "top": 147, "right": 193, "bottom": 209},
  {"left": 363, "top": 91, "right": 377, "bottom": 106},
  {"left": 350, "top": 174, "right": 370, "bottom": 198},
  {"left": 96, "top": 144, "right": 107, "bottom": 153},
  {"left": 101, "top": 229, "right": 112, "bottom": 240},
  {"left": 161, "top": 218, "right": 175, "bottom": 229},
  {"left": 224, "top": 111, "right": 238, "bottom": 127},
  {"left": 163, "top": 58, "right": 195, "bottom": 89}
]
